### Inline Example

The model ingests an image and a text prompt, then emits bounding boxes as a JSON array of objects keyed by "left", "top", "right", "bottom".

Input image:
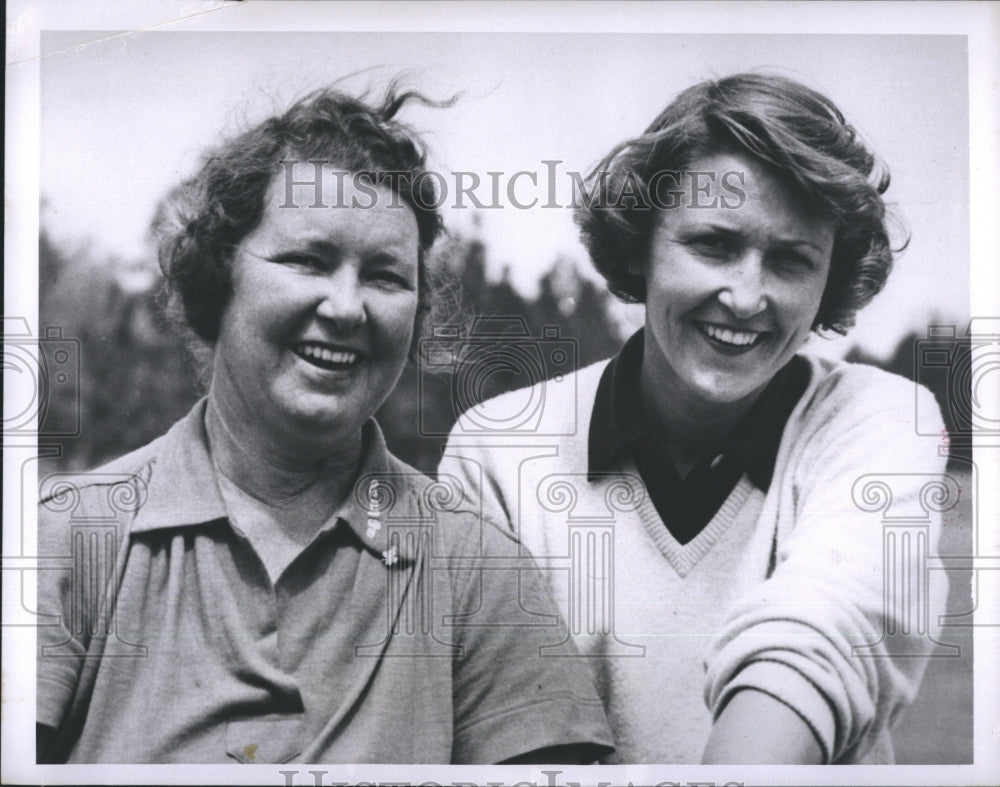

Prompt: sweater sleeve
[{"left": 704, "top": 371, "right": 951, "bottom": 763}]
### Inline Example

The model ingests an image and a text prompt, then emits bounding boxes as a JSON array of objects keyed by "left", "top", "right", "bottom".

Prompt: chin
[
  {"left": 276, "top": 396, "right": 360, "bottom": 437},
  {"left": 687, "top": 371, "right": 767, "bottom": 407}
]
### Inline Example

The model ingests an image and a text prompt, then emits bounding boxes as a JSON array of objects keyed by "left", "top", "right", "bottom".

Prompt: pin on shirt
[{"left": 366, "top": 479, "right": 382, "bottom": 540}]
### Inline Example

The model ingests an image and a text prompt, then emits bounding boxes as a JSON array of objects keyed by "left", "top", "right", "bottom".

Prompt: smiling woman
[
  {"left": 440, "top": 73, "right": 949, "bottom": 764},
  {"left": 35, "top": 84, "right": 613, "bottom": 764},
  {"left": 640, "top": 153, "right": 836, "bottom": 459},
  {"left": 212, "top": 177, "right": 421, "bottom": 459}
]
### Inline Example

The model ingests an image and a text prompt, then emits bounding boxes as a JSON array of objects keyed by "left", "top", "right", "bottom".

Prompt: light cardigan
[{"left": 439, "top": 352, "right": 949, "bottom": 763}]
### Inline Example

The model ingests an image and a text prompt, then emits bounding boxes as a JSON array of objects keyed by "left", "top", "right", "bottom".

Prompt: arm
[
  {"left": 502, "top": 742, "right": 608, "bottom": 765},
  {"left": 439, "top": 510, "right": 614, "bottom": 764},
  {"left": 704, "top": 373, "right": 950, "bottom": 762},
  {"left": 36, "top": 472, "right": 138, "bottom": 761},
  {"left": 35, "top": 491, "right": 89, "bottom": 761},
  {"left": 36, "top": 723, "right": 55, "bottom": 764},
  {"left": 702, "top": 689, "right": 822, "bottom": 764}
]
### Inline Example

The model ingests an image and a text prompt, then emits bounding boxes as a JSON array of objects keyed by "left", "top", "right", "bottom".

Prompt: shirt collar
[
  {"left": 587, "top": 328, "right": 810, "bottom": 491},
  {"left": 328, "top": 420, "right": 412, "bottom": 561},
  {"left": 727, "top": 354, "right": 810, "bottom": 489},
  {"left": 132, "top": 398, "right": 228, "bottom": 531},
  {"left": 588, "top": 329, "right": 648, "bottom": 479},
  {"left": 133, "top": 400, "right": 416, "bottom": 562}
]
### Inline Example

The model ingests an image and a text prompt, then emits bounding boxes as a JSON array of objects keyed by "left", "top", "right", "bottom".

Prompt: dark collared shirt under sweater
[{"left": 587, "top": 329, "right": 811, "bottom": 545}]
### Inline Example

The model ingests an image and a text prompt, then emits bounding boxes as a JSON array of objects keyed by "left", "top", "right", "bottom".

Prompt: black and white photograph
[{"left": 4, "top": 2, "right": 999, "bottom": 785}]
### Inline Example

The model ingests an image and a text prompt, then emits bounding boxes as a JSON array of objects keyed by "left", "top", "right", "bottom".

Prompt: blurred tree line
[{"left": 38, "top": 221, "right": 969, "bottom": 476}]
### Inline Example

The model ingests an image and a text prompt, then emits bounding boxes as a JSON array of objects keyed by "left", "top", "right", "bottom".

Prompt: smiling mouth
[
  {"left": 293, "top": 342, "right": 362, "bottom": 371},
  {"left": 695, "top": 321, "right": 768, "bottom": 348}
]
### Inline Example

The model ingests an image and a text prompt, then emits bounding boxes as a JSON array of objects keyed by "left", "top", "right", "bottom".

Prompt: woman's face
[
  {"left": 642, "top": 152, "right": 834, "bottom": 413},
  {"left": 211, "top": 172, "right": 420, "bottom": 445}
]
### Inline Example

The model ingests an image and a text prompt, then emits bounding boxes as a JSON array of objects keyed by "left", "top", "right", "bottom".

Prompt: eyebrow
[
  {"left": 270, "top": 238, "right": 415, "bottom": 268},
  {"left": 771, "top": 238, "right": 827, "bottom": 253},
  {"left": 272, "top": 236, "right": 411, "bottom": 256},
  {"left": 686, "top": 222, "right": 828, "bottom": 253}
]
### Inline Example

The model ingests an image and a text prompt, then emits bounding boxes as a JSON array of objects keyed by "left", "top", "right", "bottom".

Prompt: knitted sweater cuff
[{"left": 712, "top": 660, "right": 837, "bottom": 763}]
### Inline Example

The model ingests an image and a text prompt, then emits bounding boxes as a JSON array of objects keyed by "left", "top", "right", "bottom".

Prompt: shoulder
[
  {"left": 384, "top": 450, "right": 524, "bottom": 556},
  {"left": 447, "top": 358, "right": 611, "bottom": 444},
  {"left": 36, "top": 401, "right": 207, "bottom": 542},
  {"left": 782, "top": 353, "right": 946, "bottom": 480},
  {"left": 483, "top": 358, "right": 609, "bottom": 410},
  {"left": 797, "top": 353, "right": 939, "bottom": 428},
  {"left": 440, "top": 359, "right": 612, "bottom": 502},
  {"left": 38, "top": 436, "right": 163, "bottom": 512},
  {"left": 36, "top": 438, "right": 163, "bottom": 565},
  {"left": 803, "top": 353, "right": 912, "bottom": 396}
]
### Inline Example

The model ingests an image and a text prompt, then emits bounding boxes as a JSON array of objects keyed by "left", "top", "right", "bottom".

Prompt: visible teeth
[
  {"left": 702, "top": 324, "right": 760, "bottom": 346},
  {"left": 298, "top": 344, "right": 357, "bottom": 364}
]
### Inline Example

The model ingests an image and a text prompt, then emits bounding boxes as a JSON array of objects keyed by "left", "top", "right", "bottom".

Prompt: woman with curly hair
[
  {"left": 441, "top": 73, "right": 948, "bottom": 764},
  {"left": 36, "top": 84, "right": 612, "bottom": 764}
]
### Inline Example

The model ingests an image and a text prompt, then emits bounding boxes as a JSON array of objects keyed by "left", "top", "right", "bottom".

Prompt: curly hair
[
  {"left": 153, "top": 83, "right": 449, "bottom": 355},
  {"left": 574, "top": 72, "right": 899, "bottom": 334}
]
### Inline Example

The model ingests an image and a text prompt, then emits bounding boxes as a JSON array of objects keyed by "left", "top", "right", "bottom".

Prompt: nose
[
  {"left": 315, "top": 266, "right": 366, "bottom": 327},
  {"left": 717, "top": 251, "right": 767, "bottom": 319}
]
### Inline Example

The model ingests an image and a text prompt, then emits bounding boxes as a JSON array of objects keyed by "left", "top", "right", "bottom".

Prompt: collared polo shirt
[
  {"left": 588, "top": 329, "right": 810, "bottom": 544},
  {"left": 37, "top": 400, "right": 613, "bottom": 764}
]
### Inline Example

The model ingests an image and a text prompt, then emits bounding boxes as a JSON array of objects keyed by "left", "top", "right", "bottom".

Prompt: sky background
[{"left": 38, "top": 30, "right": 969, "bottom": 358}]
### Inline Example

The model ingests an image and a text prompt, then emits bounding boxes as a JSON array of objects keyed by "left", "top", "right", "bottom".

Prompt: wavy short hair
[
  {"left": 574, "top": 73, "right": 898, "bottom": 334},
  {"left": 153, "top": 84, "right": 447, "bottom": 354}
]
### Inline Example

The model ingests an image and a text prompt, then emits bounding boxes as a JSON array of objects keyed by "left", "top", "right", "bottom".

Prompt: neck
[
  {"left": 204, "top": 386, "right": 362, "bottom": 512},
  {"left": 639, "top": 361, "right": 759, "bottom": 472}
]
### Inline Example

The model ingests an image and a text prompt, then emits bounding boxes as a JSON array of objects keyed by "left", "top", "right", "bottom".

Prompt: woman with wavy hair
[
  {"left": 36, "top": 84, "right": 612, "bottom": 764},
  {"left": 441, "top": 73, "right": 948, "bottom": 764}
]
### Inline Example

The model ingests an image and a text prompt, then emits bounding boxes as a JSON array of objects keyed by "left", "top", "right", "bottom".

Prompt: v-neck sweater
[
  {"left": 439, "top": 351, "right": 950, "bottom": 763},
  {"left": 588, "top": 329, "right": 810, "bottom": 544}
]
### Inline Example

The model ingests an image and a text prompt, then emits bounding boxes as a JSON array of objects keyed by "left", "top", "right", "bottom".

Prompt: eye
[
  {"left": 364, "top": 252, "right": 416, "bottom": 290},
  {"left": 367, "top": 266, "right": 415, "bottom": 290},
  {"left": 687, "top": 234, "right": 737, "bottom": 258},
  {"left": 771, "top": 250, "right": 816, "bottom": 271},
  {"left": 271, "top": 252, "right": 327, "bottom": 271}
]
